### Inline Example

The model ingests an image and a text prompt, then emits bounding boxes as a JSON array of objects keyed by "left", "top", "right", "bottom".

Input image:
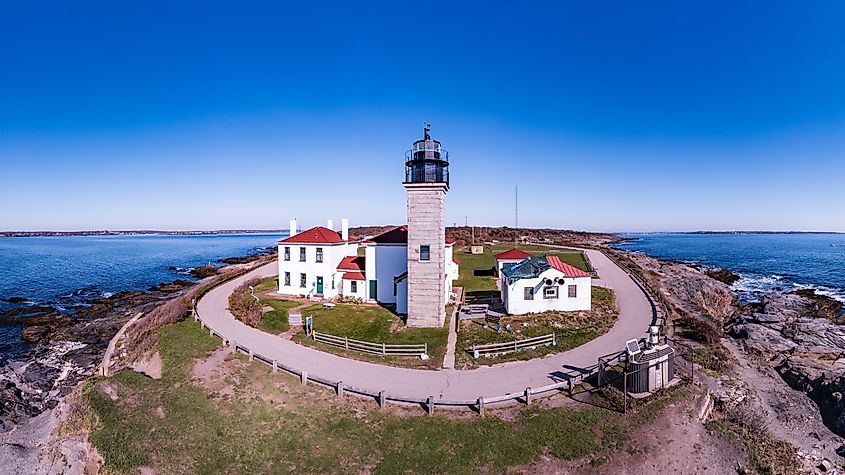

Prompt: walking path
[{"left": 196, "top": 249, "right": 653, "bottom": 402}]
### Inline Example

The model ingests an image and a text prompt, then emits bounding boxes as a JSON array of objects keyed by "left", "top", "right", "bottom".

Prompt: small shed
[
  {"left": 627, "top": 344, "right": 675, "bottom": 394},
  {"left": 494, "top": 248, "right": 532, "bottom": 274}
]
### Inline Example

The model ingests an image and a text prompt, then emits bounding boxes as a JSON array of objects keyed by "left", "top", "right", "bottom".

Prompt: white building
[
  {"left": 277, "top": 221, "right": 459, "bottom": 312},
  {"left": 494, "top": 247, "right": 532, "bottom": 275},
  {"left": 363, "top": 225, "right": 458, "bottom": 315},
  {"left": 499, "top": 255, "right": 591, "bottom": 315},
  {"left": 276, "top": 218, "right": 361, "bottom": 299}
]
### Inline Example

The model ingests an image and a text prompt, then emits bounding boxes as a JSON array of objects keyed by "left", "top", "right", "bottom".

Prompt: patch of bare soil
[
  {"left": 513, "top": 388, "right": 747, "bottom": 475},
  {"left": 131, "top": 351, "right": 162, "bottom": 379}
]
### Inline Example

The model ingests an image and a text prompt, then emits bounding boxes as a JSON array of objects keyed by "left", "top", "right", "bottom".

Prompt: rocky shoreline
[
  {"left": 0, "top": 253, "right": 269, "bottom": 431},
  {"left": 616, "top": 249, "right": 845, "bottom": 465}
]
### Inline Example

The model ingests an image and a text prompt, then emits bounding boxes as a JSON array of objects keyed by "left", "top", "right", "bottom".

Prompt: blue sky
[{"left": 1, "top": 1, "right": 844, "bottom": 232}]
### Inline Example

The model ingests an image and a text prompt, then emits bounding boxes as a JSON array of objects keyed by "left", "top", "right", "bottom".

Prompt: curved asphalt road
[{"left": 197, "top": 249, "right": 653, "bottom": 402}]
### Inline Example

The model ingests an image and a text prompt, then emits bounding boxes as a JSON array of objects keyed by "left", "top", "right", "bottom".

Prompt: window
[
  {"left": 350, "top": 281, "right": 358, "bottom": 293},
  {"left": 284, "top": 247, "right": 290, "bottom": 261},
  {"left": 300, "top": 273, "right": 306, "bottom": 288},
  {"left": 524, "top": 287, "right": 534, "bottom": 300},
  {"left": 316, "top": 247, "right": 323, "bottom": 263},
  {"left": 299, "top": 247, "right": 306, "bottom": 262},
  {"left": 420, "top": 245, "right": 430, "bottom": 261},
  {"left": 544, "top": 286, "right": 559, "bottom": 299},
  {"left": 284, "top": 272, "right": 290, "bottom": 286},
  {"left": 568, "top": 285, "right": 577, "bottom": 298}
]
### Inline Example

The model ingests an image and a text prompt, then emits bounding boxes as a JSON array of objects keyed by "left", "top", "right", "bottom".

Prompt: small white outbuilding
[{"left": 499, "top": 255, "right": 591, "bottom": 315}]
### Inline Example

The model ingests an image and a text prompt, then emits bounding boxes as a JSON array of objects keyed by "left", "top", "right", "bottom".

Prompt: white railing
[
  {"left": 469, "top": 333, "right": 556, "bottom": 358},
  {"left": 311, "top": 331, "right": 428, "bottom": 357}
]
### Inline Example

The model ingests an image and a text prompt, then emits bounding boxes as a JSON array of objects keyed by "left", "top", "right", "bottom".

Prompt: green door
[
  {"left": 369, "top": 280, "right": 377, "bottom": 300},
  {"left": 316, "top": 276, "right": 323, "bottom": 295}
]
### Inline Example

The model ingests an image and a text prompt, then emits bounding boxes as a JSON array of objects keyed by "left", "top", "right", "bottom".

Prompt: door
[
  {"left": 654, "top": 362, "right": 663, "bottom": 389},
  {"left": 369, "top": 280, "right": 377, "bottom": 300},
  {"left": 316, "top": 276, "right": 324, "bottom": 295}
]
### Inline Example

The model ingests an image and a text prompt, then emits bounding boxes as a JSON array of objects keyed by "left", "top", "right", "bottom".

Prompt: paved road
[{"left": 196, "top": 249, "right": 653, "bottom": 401}]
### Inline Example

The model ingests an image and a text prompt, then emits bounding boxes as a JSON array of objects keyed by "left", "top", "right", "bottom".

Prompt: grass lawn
[
  {"left": 455, "top": 287, "right": 618, "bottom": 368},
  {"left": 291, "top": 303, "right": 449, "bottom": 370},
  {"left": 454, "top": 243, "right": 591, "bottom": 296},
  {"left": 84, "top": 319, "right": 698, "bottom": 475}
]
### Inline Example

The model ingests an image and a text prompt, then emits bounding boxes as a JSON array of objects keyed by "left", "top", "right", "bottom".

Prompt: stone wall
[{"left": 405, "top": 183, "right": 447, "bottom": 327}]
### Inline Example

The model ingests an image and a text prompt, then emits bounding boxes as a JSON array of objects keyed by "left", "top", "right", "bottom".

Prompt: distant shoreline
[
  {"left": 618, "top": 230, "right": 844, "bottom": 235},
  {"left": 0, "top": 230, "right": 288, "bottom": 238}
]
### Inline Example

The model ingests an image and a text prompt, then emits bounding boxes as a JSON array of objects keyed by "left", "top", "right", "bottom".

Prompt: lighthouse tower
[{"left": 403, "top": 124, "right": 450, "bottom": 328}]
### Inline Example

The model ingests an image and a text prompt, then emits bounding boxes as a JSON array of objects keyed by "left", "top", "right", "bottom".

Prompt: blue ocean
[
  {"left": 616, "top": 233, "right": 845, "bottom": 304},
  {"left": 0, "top": 234, "right": 284, "bottom": 358}
]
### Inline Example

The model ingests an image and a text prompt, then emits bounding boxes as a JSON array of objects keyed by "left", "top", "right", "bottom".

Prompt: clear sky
[{"left": 2, "top": 1, "right": 844, "bottom": 232}]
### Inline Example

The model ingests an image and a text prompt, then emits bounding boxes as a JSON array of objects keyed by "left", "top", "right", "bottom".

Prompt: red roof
[
  {"left": 546, "top": 255, "right": 590, "bottom": 277},
  {"left": 371, "top": 225, "right": 408, "bottom": 244},
  {"left": 279, "top": 226, "right": 343, "bottom": 244},
  {"left": 337, "top": 255, "right": 365, "bottom": 271},
  {"left": 370, "top": 225, "right": 455, "bottom": 245},
  {"left": 341, "top": 271, "right": 366, "bottom": 280},
  {"left": 452, "top": 256, "right": 460, "bottom": 265},
  {"left": 495, "top": 248, "right": 532, "bottom": 261}
]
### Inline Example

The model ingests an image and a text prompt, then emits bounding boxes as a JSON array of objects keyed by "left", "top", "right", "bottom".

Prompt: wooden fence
[
  {"left": 469, "top": 333, "right": 556, "bottom": 358},
  {"left": 311, "top": 331, "right": 428, "bottom": 357}
]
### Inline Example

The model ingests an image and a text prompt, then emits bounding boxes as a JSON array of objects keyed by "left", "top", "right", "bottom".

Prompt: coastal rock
[
  {"left": 3, "top": 297, "right": 28, "bottom": 304},
  {"left": 705, "top": 268, "right": 740, "bottom": 285},
  {"left": 190, "top": 265, "right": 221, "bottom": 279},
  {"left": 0, "top": 381, "right": 40, "bottom": 427},
  {"left": 20, "top": 325, "right": 51, "bottom": 343}
]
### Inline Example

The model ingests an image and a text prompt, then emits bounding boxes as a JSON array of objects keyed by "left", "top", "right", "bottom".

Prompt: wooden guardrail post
[
  {"left": 378, "top": 390, "right": 386, "bottom": 408},
  {"left": 568, "top": 378, "right": 573, "bottom": 396},
  {"left": 248, "top": 349, "right": 254, "bottom": 361},
  {"left": 336, "top": 380, "right": 344, "bottom": 397},
  {"left": 427, "top": 396, "right": 434, "bottom": 415},
  {"left": 199, "top": 320, "right": 205, "bottom": 329},
  {"left": 382, "top": 342, "right": 386, "bottom": 355},
  {"left": 477, "top": 397, "right": 485, "bottom": 416},
  {"left": 524, "top": 387, "right": 532, "bottom": 405},
  {"left": 300, "top": 371, "right": 308, "bottom": 385},
  {"left": 272, "top": 360, "right": 277, "bottom": 372},
  {"left": 344, "top": 336, "right": 349, "bottom": 350}
]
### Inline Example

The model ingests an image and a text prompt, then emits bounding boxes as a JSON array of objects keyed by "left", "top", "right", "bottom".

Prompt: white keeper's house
[
  {"left": 276, "top": 221, "right": 459, "bottom": 311},
  {"left": 499, "top": 255, "right": 592, "bottom": 315}
]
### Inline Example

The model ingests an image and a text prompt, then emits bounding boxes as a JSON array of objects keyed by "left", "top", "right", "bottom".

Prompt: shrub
[
  {"left": 228, "top": 278, "right": 263, "bottom": 326},
  {"left": 676, "top": 315, "right": 721, "bottom": 345}
]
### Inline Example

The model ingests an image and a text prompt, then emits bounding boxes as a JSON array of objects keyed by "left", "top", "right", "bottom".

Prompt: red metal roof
[
  {"left": 494, "top": 248, "right": 532, "bottom": 261},
  {"left": 546, "top": 255, "right": 590, "bottom": 277},
  {"left": 371, "top": 225, "right": 456, "bottom": 245},
  {"left": 452, "top": 256, "right": 460, "bottom": 265},
  {"left": 336, "top": 256, "right": 365, "bottom": 271},
  {"left": 279, "top": 226, "right": 343, "bottom": 244},
  {"left": 371, "top": 225, "right": 408, "bottom": 244},
  {"left": 341, "top": 271, "right": 366, "bottom": 280}
]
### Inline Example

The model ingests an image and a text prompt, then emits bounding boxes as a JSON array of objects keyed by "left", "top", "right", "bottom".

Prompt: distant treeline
[{"left": 0, "top": 230, "right": 288, "bottom": 238}]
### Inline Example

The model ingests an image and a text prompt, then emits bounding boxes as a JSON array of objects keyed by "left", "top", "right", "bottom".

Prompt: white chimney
[
  {"left": 327, "top": 219, "right": 334, "bottom": 230},
  {"left": 341, "top": 218, "right": 349, "bottom": 241},
  {"left": 289, "top": 218, "right": 298, "bottom": 237}
]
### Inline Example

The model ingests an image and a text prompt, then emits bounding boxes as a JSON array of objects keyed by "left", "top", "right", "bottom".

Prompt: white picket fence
[
  {"left": 312, "top": 331, "right": 427, "bottom": 357},
  {"left": 469, "top": 333, "right": 556, "bottom": 358}
]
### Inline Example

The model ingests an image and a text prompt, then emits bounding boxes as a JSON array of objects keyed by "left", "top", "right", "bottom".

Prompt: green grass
[
  {"left": 706, "top": 411, "right": 799, "bottom": 474},
  {"left": 257, "top": 298, "right": 298, "bottom": 334},
  {"left": 254, "top": 276, "right": 278, "bottom": 294},
  {"left": 456, "top": 287, "right": 618, "bottom": 368},
  {"left": 291, "top": 303, "right": 449, "bottom": 369},
  {"left": 86, "top": 319, "right": 641, "bottom": 474},
  {"left": 454, "top": 244, "right": 591, "bottom": 295}
]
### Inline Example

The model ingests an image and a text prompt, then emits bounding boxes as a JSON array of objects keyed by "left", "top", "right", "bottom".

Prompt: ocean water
[
  {"left": 0, "top": 234, "right": 285, "bottom": 359},
  {"left": 615, "top": 233, "right": 845, "bottom": 304}
]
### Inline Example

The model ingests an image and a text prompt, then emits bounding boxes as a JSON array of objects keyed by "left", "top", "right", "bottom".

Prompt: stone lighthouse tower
[{"left": 403, "top": 124, "right": 450, "bottom": 328}]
